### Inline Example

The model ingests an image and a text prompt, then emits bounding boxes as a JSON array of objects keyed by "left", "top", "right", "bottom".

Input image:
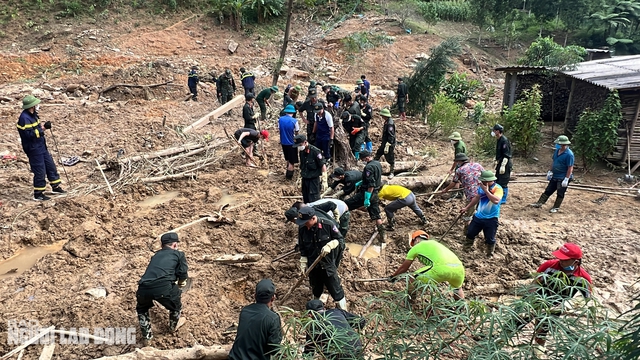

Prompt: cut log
[
  {"left": 381, "top": 161, "right": 427, "bottom": 174},
  {"left": 140, "top": 172, "right": 196, "bottom": 184},
  {"left": 511, "top": 173, "right": 546, "bottom": 178},
  {"left": 91, "top": 344, "right": 230, "bottom": 360},
  {"left": 183, "top": 95, "right": 245, "bottom": 133},
  {"left": 204, "top": 254, "right": 263, "bottom": 263},
  {"left": 38, "top": 343, "right": 55, "bottom": 360},
  {"left": 387, "top": 175, "right": 443, "bottom": 190},
  {"left": 99, "top": 81, "right": 173, "bottom": 97}
]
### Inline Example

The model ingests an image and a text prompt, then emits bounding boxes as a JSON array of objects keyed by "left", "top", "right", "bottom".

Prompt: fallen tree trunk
[
  {"left": 92, "top": 345, "right": 230, "bottom": 360},
  {"left": 387, "top": 175, "right": 443, "bottom": 190},
  {"left": 99, "top": 81, "right": 173, "bottom": 97},
  {"left": 381, "top": 161, "right": 427, "bottom": 174},
  {"left": 204, "top": 254, "right": 263, "bottom": 263},
  {"left": 183, "top": 95, "right": 245, "bottom": 133}
]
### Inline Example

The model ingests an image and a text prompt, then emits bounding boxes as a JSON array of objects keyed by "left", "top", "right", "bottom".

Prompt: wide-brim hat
[
  {"left": 479, "top": 170, "right": 497, "bottom": 182},
  {"left": 448, "top": 132, "right": 462, "bottom": 141},
  {"left": 379, "top": 108, "right": 392, "bottom": 118},
  {"left": 270, "top": 86, "right": 279, "bottom": 92},
  {"left": 22, "top": 95, "right": 41, "bottom": 110},
  {"left": 454, "top": 153, "right": 469, "bottom": 162},
  {"left": 283, "top": 104, "right": 296, "bottom": 114},
  {"left": 554, "top": 135, "right": 571, "bottom": 145}
]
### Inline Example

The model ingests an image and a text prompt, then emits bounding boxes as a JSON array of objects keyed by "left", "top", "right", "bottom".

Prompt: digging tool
[
  {"left": 439, "top": 212, "right": 464, "bottom": 242},
  {"left": 358, "top": 230, "right": 379, "bottom": 259},
  {"left": 272, "top": 248, "right": 298, "bottom": 263},
  {"left": 351, "top": 277, "right": 391, "bottom": 283},
  {"left": 280, "top": 253, "right": 326, "bottom": 304},
  {"left": 625, "top": 128, "right": 635, "bottom": 182},
  {"left": 48, "top": 128, "right": 71, "bottom": 186},
  {"left": 426, "top": 173, "right": 450, "bottom": 203},
  {"left": 254, "top": 114, "right": 269, "bottom": 168},
  {"left": 224, "top": 127, "right": 259, "bottom": 167},
  {"left": 179, "top": 278, "right": 193, "bottom": 293}
]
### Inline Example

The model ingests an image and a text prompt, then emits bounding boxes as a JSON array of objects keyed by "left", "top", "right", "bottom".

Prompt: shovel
[
  {"left": 424, "top": 173, "right": 451, "bottom": 206},
  {"left": 438, "top": 212, "right": 464, "bottom": 242}
]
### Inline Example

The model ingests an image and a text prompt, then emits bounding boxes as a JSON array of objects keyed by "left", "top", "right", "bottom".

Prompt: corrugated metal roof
[
  {"left": 560, "top": 55, "right": 640, "bottom": 90},
  {"left": 494, "top": 65, "right": 547, "bottom": 72},
  {"left": 585, "top": 48, "right": 611, "bottom": 53}
]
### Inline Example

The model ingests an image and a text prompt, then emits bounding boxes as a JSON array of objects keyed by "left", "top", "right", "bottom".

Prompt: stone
[
  {"left": 285, "top": 67, "right": 309, "bottom": 79},
  {"left": 464, "top": 99, "right": 477, "bottom": 109},
  {"left": 415, "top": 53, "right": 430, "bottom": 60},
  {"left": 228, "top": 40, "right": 238, "bottom": 53},
  {"left": 328, "top": 75, "right": 339, "bottom": 81},
  {"left": 42, "top": 84, "right": 55, "bottom": 91},
  {"left": 85, "top": 288, "right": 107, "bottom": 298},
  {"left": 66, "top": 84, "right": 81, "bottom": 93}
]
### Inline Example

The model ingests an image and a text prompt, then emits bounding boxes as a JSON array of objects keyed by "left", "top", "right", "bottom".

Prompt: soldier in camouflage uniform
[{"left": 219, "top": 69, "right": 237, "bottom": 104}]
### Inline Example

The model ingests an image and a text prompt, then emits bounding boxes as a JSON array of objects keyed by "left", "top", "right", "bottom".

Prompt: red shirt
[
  {"left": 537, "top": 259, "right": 592, "bottom": 299},
  {"left": 537, "top": 260, "right": 592, "bottom": 284}
]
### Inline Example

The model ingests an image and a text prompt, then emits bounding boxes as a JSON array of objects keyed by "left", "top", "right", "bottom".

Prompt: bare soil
[{"left": 0, "top": 8, "right": 639, "bottom": 360}]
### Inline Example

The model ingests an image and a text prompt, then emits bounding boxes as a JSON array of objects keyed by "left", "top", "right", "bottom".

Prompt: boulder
[{"left": 228, "top": 40, "right": 238, "bottom": 53}]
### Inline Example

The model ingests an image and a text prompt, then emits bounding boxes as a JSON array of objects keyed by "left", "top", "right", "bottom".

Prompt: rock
[
  {"left": 32, "top": 89, "right": 45, "bottom": 98},
  {"left": 463, "top": 58, "right": 471, "bottom": 65},
  {"left": 415, "top": 53, "right": 430, "bottom": 61},
  {"left": 464, "top": 99, "right": 476, "bottom": 109},
  {"left": 285, "top": 67, "right": 310, "bottom": 79},
  {"left": 326, "top": 66, "right": 337, "bottom": 72},
  {"left": 66, "top": 84, "right": 81, "bottom": 93},
  {"left": 85, "top": 288, "right": 107, "bottom": 298},
  {"left": 228, "top": 40, "right": 238, "bottom": 53},
  {"left": 279, "top": 65, "right": 290, "bottom": 75},
  {"left": 42, "top": 84, "right": 55, "bottom": 91}
]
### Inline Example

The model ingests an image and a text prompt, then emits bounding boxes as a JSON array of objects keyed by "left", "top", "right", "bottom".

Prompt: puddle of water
[
  {"left": 0, "top": 240, "right": 67, "bottom": 279},
  {"left": 345, "top": 243, "right": 385, "bottom": 260},
  {"left": 138, "top": 191, "right": 180, "bottom": 209}
]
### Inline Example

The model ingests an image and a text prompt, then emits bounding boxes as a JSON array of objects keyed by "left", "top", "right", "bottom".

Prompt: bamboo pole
[
  {"left": 1, "top": 326, "right": 55, "bottom": 360},
  {"left": 358, "top": 230, "right": 379, "bottom": 259}
]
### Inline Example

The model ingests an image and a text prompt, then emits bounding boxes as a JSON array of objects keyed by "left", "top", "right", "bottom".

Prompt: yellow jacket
[{"left": 378, "top": 185, "right": 412, "bottom": 201}]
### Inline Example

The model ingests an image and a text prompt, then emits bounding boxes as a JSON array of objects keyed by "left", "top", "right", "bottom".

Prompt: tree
[
  {"left": 469, "top": 0, "right": 496, "bottom": 44},
  {"left": 405, "top": 38, "right": 462, "bottom": 120},
  {"left": 502, "top": 84, "right": 543, "bottom": 157},
  {"left": 518, "top": 36, "right": 586, "bottom": 70},
  {"left": 271, "top": 0, "right": 294, "bottom": 86}
]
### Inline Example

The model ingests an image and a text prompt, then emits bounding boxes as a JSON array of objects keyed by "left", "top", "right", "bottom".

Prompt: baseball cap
[
  {"left": 493, "top": 124, "right": 504, "bottom": 132},
  {"left": 552, "top": 243, "right": 583, "bottom": 260},
  {"left": 160, "top": 232, "right": 179, "bottom": 245},
  {"left": 260, "top": 130, "right": 269, "bottom": 141},
  {"left": 293, "top": 134, "right": 307, "bottom": 147},
  {"left": 284, "top": 206, "right": 298, "bottom": 222},
  {"left": 313, "top": 103, "right": 324, "bottom": 113},
  {"left": 306, "top": 299, "right": 324, "bottom": 311},
  {"left": 308, "top": 89, "right": 318, "bottom": 98},
  {"left": 255, "top": 279, "right": 276, "bottom": 303},
  {"left": 295, "top": 206, "right": 315, "bottom": 226},
  {"left": 332, "top": 167, "right": 345, "bottom": 178},
  {"left": 359, "top": 149, "right": 371, "bottom": 158}
]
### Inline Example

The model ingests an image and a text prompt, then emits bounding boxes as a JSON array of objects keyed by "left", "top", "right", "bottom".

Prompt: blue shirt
[
  {"left": 474, "top": 183, "right": 503, "bottom": 219},
  {"left": 278, "top": 115, "right": 298, "bottom": 145},
  {"left": 315, "top": 112, "right": 334, "bottom": 140},
  {"left": 552, "top": 148, "right": 574, "bottom": 180}
]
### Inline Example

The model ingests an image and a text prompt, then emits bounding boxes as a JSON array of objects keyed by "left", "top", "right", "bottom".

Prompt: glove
[
  {"left": 321, "top": 239, "right": 339, "bottom": 256},
  {"left": 499, "top": 158, "right": 508, "bottom": 175},
  {"left": 333, "top": 190, "right": 345, "bottom": 199},
  {"left": 364, "top": 191, "right": 372, "bottom": 208},
  {"left": 384, "top": 143, "right": 390, "bottom": 154},
  {"left": 355, "top": 180, "right": 362, "bottom": 188},
  {"left": 252, "top": 114, "right": 260, "bottom": 119},
  {"left": 334, "top": 102, "right": 339, "bottom": 109},
  {"left": 330, "top": 139, "right": 334, "bottom": 147},
  {"left": 299, "top": 257, "right": 308, "bottom": 274},
  {"left": 322, "top": 172, "right": 329, "bottom": 190},
  {"left": 332, "top": 208, "right": 340, "bottom": 220},
  {"left": 44, "top": 121, "right": 52, "bottom": 130},
  {"left": 178, "top": 279, "right": 188, "bottom": 288},
  {"left": 547, "top": 171, "right": 553, "bottom": 181},
  {"left": 562, "top": 177, "right": 569, "bottom": 188},
  {"left": 361, "top": 111, "right": 367, "bottom": 117}
]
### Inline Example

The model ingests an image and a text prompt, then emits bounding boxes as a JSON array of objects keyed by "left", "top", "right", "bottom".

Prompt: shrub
[
  {"left": 502, "top": 84, "right": 543, "bottom": 157},
  {"left": 442, "top": 72, "right": 481, "bottom": 104},
  {"left": 473, "top": 102, "right": 484, "bottom": 125},
  {"left": 518, "top": 36, "right": 587, "bottom": 70},
  {"left": 341, "top": 32, "right": 394, "bottom": 62},
  {"left": 471, "top": 112, "right": 500, "bottom": 157},
  {"left": 427, "top": 93, "right": 463, "bottom": 137},
  {"left": 572, "top": 91, "right": 622, "bottom": 170},
  {"left": 418, "top": 1, "right": 472, "bottom": 23}
]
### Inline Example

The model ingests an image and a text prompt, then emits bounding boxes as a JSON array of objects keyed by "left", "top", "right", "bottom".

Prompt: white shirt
[{"left": 309, "top": 198, "right": 348, "bottom": 217}]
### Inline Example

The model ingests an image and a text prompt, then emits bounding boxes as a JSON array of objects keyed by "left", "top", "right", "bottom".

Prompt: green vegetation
[
  {"left": 572, "top": 91, "right": 623, "bottom": 170},
  {"left": 341, "top": 32, "right": 394, "bottom": 62},
  {"left": 442, "top": 72, "right": 482, "bottom": 104},
  {"left": 275, "top": 278, "right": 635, "bottom": 359},
  {"left": 427, "top": 93, "right": 464, "bottom": 137},
  {"left": 419, "top": 1, "right": 472, "bottom": 23},
  {"left": 472, "top": 112, "right": 500, "bottom": 157},
  {"left": 518, "top": 37, "right": 587, "bottom": 70},
  {"left": 501, "top": 84, "right": 543, "bottom": 158}
]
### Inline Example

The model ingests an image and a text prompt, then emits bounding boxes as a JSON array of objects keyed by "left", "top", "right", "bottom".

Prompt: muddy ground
[{"left": 1, "top": 8, "right": 639, "bottom": 360}]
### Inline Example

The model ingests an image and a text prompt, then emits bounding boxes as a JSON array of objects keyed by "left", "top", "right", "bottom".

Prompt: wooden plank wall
[{"left": 609, "top": 92, "right": 639, "bottom": 162}]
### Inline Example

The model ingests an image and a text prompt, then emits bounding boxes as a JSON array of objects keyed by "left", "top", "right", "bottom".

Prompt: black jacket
[
  {"left": 300, "top": 145, "right": 325, "bottom": 179},
  {"left": 330, "top": 171, "right": 362, "bottom": 197},
  {"left": 298, "top": 213, "right": 344, "bottom": 268},
  {"left": 361, "top": 160, "right": 382, "bottom": 193},
  {"left": 304, "top": 308, "right": 367, "bottom": 359},
  {"left": 243, "top": 102, "right": 256, "bottom": 130},
  {"left": 138, "top": 248, "right": 188, "bottom": 288},
  {"left": 228, "top": 303, "right": 282, "bottom": 360}
]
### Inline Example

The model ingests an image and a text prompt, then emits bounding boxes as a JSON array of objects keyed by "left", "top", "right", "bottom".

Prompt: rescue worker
[
  {"left": 286, "top": 198, "right": 351, "bottom": 237},
  {"left": 313, "top": 103, "right": 334, "bottom": 161},
  {"left": 242, "top": 93, "right": 259, "bottom": 130},
  {"left": 219, "top": 69, "right": 236, "bottom": 104},
  {"left": 300, "top": 90, "right": 325, "bottom": 145},
  {"left": 307, "top": 80, "right": 318, "bottom": 97},
  {"left": 256, "top": 86, "right": 278, "bottom": 121},
  {"left": 239, "top": 67, "right": 255, "bottom": 96},
  {"left": 341, "top": 111, "right": 365, "bottom": 159},
  {"left": 296, "top": 206, "right": 348, "bottom": 310},
  {"left": 492, "top": 124, "right": 512, "bottom": 204},
  {"left": 279, "top": 104, "right": 300, "bottom": 180},
  {"left": 324, "top": 167, "right": 362, "bottom": 200},
  {"left": 234, "top": 128, "right": 269, "bottom": 167},
  {"left": 378, "top": 184, "right": 427, "bottom": 231},
  {"left": 461, "top": 170, "right": 503, "bottom": 257},
  {"left": 448, "top": 132, "right": 467, "bottom": 173},
  {"left": 361, "top": 74, "right": 370, "bottom": 99},
  {"left": 374, "top": 108, "right": 396, "bottom": 178},
  {"left": 346, "top": 94, "right": 360, "bottom": 122},
  {"left": 136, "top": 232, "right": 188, "bottom": 341},
  {"left": 441, "top": 153, "right": 484, "bottom": 224},
  {"left": 356, "top": 79, "right": 367, "bottom": 99},
  {"left": 17, "top": 95, "right": 65, "bottom": 201},
  {"left": 294, "top": 134, "right": 327, "bottom": 203},
  {"left": 530, "top": 135, "right": 575, "bottom": 213},
  {"left": 282, "top": 85, "right": 301, "bottom": 118},
  {"left": 345, "top": 150, "right": 385, "bottom": 244},
  {"left": 389, "top": 231, "right": 465, "bottom": 300},
  {"left": 303, "top": 299, "right": 366, "bottom": 359},
  {"left": 187, "top": 65, "right": 199, "bottom": 101},
  {"left": 228, "top": 279, "right": 282, "bottom": 360},
  {"left": 395, "top": 77, "right": 409, "bottom": 121},
  {"left": 206, "top": 71, "right": 221, "bottom": 103},
  {"left": 323, "top": 85, "right": 342, "bottom": 112},
  {"left": 358, "top": 95, "right": 373, "bottom": 154}
]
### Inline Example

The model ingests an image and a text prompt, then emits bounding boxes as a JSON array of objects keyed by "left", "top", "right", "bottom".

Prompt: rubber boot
[
  {"left": 354, "top": 151, "right": 359, "bottom": 160},
  {"left": 366, "top": 141, "right": 373, "bottom": 153},
  {"left": 486, "top": 243, "right": 496, "bottom": 257},
  {"left": 530, "top": 193, "right": 549, "bottom": 208},
  {"left": 138, "top": 312, "right": 152, "bottom": 340},
  {"left": 385, "top": 218, "right": 395, "bottom": 231},
  {"left": 169, "top": 310, "right": 182, "bottom": 332},
  {"left": 337, "top": 297, "right": 348, "bottom": 311},
  {"left": 285, "top": 170, "right": 294, "bottom": 180},
  {"left": 376, "top": 223, "right": 386, "bottom": 244},
  {"left": 419, "top": 215, "right": 428, "bottom": 225},
  {"left": 500, "top": 188, "right": 508, "bottom": 204},
  {"left": 550, "top": 197, "right": 563, "bottom": 213},
  {"left": 389, "top": 165, "right": 395, "bottom": 179}
]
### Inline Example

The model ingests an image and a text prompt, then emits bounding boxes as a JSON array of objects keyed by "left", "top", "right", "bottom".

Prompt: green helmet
[
  {"left": 379, "top": 108, "right": 392, "bottom": 118},
  {"left": 22, "top": 95, "right": 41, "bottom": 110},
  {"left": 356, "top": 79, "right": 364, "bottom": 85},
  {"left": 270, "top": 86, "right": 279, "bottom": 92},
  {"left": 554, "top": 135, "right": 571, "bottom": 145}
]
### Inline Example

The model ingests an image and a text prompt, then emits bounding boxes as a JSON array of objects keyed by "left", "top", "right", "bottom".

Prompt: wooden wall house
[{"left": 497, "top": 55, "right": 640, "bottom": 173}]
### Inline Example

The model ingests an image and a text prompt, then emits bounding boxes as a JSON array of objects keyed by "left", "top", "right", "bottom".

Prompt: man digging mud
[
  {"left": 285, "top": 198, "right": 351, "bottom": 237},
  {"left": 323, "top": 167, "right": 362, "bottom": 200},
  {"left": 234, "top": 128, "right": 269, "bottom": 168},
  {"left": 345, "top": 150, "right": 385, "bottom": 244},
  {"left": 136, "top": 232, "right": 188, "bottom": 341}
]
